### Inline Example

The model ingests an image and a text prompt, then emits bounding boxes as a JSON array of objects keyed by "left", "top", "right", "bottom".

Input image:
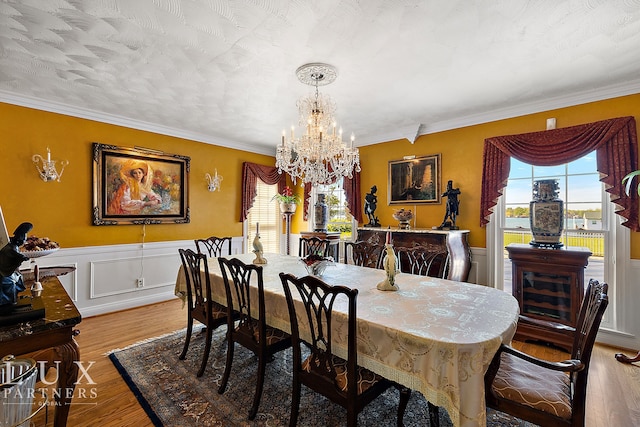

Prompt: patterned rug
[{"left": 109, "top": 327, "right": 535, "bottom": 426}]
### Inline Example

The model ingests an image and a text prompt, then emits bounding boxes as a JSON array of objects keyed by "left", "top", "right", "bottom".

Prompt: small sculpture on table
[
  {"left": 438, "top": 180, "right": 460, "bottom": 230},
  {"left": 252, "top": 222, "right": 267, "bottom": 265},
  {"left": 377, "top": 230, "right": 399, "bottom": 291},
  {"left": 0, "top": 222, "right": 33, "bottom": 314},
  {"left": 364, "top": 185, "right": 381, "bottom": 227}
]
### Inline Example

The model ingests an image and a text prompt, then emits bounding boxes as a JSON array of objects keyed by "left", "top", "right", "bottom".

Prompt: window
[
  {"left": 245, "top": 180, "right": 280, "bottom": 253},
  {"left": 500, "top": 152, "right": 607, "bottom": 294},
  {"left": 315, "top": 178, "right": 354, "bottom": 241}
]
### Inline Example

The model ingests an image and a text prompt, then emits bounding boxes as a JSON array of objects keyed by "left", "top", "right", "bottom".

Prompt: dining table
[{"left": 174, "top": 252, "right": 519, "bottom": 427}]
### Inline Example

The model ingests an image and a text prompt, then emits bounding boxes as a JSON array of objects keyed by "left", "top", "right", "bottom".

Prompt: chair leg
[
  {"left": 397, "top": 386, "right": 411, "bottom": 427},
  {"left": 428, "top": 402, "right": 439, "bottom": 427},
  {"left": 248, "top": 354, "right": 267, "bottom": 420},
  {"left": 289, "top": 376, "right": 301, "bottom": 427},
  {"left": 217, "top": 338, "right": 234, "bottom": 394},
  {"left": 178, "top": 317, "right": 193, "bottom": 360},
  {"left": 197, "top": 324, "right": 213, "bottom": 377}
]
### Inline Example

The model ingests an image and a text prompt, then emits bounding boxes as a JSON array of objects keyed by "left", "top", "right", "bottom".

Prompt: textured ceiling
[{"left": 1, "top": 0, "right": 640, "bottom": 155}]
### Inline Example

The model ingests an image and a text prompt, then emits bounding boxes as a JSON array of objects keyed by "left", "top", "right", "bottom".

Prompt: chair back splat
[
  {"left": 395, "top": 246, "right": 450, "bottom": 279},
  {"left": 344, "top": 241, "right": 384, "bottom": 269},
  {"left": 484, "top": 279, "right": 609, "bottom": 427},
  {"left": 299, "top": 236, "right": 331, "bottom": 258},
  {"left": 177, "top": 248, "right": 230, "bottom": 377},
  {"left": 279, "top": 273, "right": 411, "bottom": 427},
  {"left": 195, "top": 236, "right": 232, "bottom": 257},
  {"left": 218, "top": 257, "right": 291, "bottom": 420}
]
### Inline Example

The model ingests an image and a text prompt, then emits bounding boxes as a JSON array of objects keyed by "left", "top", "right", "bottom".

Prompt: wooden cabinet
[
  {"left": 506, "top": 243, "right": 591, "bottom": 351},
  {"left": 356, "top": 228, "right": 472, "bottom": 282}
]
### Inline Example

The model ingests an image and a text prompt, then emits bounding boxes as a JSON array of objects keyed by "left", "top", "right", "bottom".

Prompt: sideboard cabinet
[
  {"left": 356, "top": 228, "right": 471, "bottom": 282},
  {"left": 506, "top": 243, "right": 591, "bottom": 351}
]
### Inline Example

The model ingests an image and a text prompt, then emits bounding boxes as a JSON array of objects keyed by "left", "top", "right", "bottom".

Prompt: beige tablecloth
[{"left": 175, "top": 253, "right": 519, "bottom": 427}]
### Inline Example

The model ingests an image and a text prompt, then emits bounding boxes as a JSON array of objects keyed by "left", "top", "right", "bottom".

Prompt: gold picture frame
[
  {"left": 92, "top": 143, "right": 190, "bottom": 225},
  {"left": 388, "top": 154, "right": 441, "bottom": 204}
]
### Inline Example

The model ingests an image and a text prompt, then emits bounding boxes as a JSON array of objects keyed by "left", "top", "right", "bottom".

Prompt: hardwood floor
[{"left": 33, "top": 298, "right": 640, "bottom": 426}]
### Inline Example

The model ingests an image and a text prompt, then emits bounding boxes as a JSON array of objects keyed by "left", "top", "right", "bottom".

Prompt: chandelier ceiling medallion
[{"left": 276, "top": 63, "right": 360, "bottom": 186}]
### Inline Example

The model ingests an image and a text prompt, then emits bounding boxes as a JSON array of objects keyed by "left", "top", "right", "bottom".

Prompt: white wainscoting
[{"left": 21, "top": 237, "right": 245, "bottom": 318}]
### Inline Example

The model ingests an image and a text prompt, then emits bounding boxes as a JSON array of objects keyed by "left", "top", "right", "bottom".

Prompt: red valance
[
  {"left": 240, "top": 162, "right": 286, "bottom": 222},
  {"left": 480, "top": 116, "right": 639, "bottom": 231}
]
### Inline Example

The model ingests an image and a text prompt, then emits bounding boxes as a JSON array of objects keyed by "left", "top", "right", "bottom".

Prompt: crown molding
[
  {"left": 0, "top": 91, "right": 275, "bottom": 156},
  {"left": 3, "top": 79, "right": 640, "bottom": 154}
]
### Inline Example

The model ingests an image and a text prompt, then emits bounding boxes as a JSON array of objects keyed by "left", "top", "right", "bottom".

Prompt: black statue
[
  {"left": 439, "top": 180, "right": 460, "bottom": 230},
  {"left": 364, "top": 185, "right": 381, "bottom": 227},
  {"left": 0, "top": 222, "right": 32, "bottom": 309}
]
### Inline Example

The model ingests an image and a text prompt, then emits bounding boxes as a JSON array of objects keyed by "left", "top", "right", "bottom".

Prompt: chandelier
[{"left": 276, "top": 63, "right": 360, "bottom": 186}]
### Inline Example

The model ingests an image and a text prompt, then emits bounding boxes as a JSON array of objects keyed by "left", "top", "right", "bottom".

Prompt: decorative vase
[
  {"left": 529, "top": 179, "right": 564, "bottom": 248},
  {"left": 314, "top": 194, "right": 328, "bottom": 231},
  {"left": 279, "top": 202, "right": 297, "bottom": 214}
]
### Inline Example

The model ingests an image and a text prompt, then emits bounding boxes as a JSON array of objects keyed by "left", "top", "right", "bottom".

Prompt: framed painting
[
  {"left": 388, "top": 154, "right": 441, "bottom": 204},
  {"left": 92, "top": 143, "right": 190, "bottom": 225}
]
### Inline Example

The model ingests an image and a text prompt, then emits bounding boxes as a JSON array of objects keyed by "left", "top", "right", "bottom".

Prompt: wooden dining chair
[
  {"left": 343, "top": 241, "right": 384, "bottom": 269},
  {"left": 298, "top": 236, "right": 331, "bottom": 258},
  {"left": 395, "top": 245, "right": 450, "bottom": 278},
  {"left": 279, "top": 272, "right": 411, "bottom": 427},
  {"left": 195, "top": 236, "right": 232, "bottom": 257},
  {"left": 217, "top": 257, "right": 292, "bottom": 420},
  {"left": 484, "top": 279, "right": 609, "bottom": 427},
  {"left": 178, "top": 248, "right": 231, "bottom": 377}
]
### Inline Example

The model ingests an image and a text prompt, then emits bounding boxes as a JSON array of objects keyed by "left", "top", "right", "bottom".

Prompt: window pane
[
  {"left": 567, "top": 175, "right": 602, "bottom": 205},
  {"left": 533, "top": 164, "right": 565, "bottom": 177},
  {"left": 246, "top": 180, "right": 280, "bottom": 253},
  {"left": 509, "top": 158, "right": 531, "bottom": 179},
  {"left": 568, "top": 151, "right": 596, "bottom": 174},
  {"left": 505, "top": 179, "right": 531, "bottom": 204},
  {"left": 318, "top": 178, "right": 353, "bottom": 240}
]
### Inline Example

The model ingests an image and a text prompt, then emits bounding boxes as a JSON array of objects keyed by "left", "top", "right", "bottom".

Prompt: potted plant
[
  {"left": 272, "top": 186, "right": 300, "bottom": 213},
  {"left": 623, "top": 170, "right": 640, "bottom": 196}
]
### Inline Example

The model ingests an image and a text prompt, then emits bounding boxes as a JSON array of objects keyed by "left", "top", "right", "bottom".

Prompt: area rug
[{"left": 109, "top": 327, "right": 535, "bottom": 427}]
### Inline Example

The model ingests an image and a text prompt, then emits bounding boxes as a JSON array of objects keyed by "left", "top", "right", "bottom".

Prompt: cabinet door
[{"left": 513, "top": 264, "right": 579, "bottom": 326}]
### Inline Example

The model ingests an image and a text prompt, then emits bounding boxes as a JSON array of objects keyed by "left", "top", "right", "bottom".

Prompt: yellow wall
[
  {"left": 3, "top": 94, "right": 640, "bottom": 256},
  {"left": 0, "top": 103, "right": 276, "bottom": 248},
  {"left": 358, "top": 93, "right": 640, "bottom": 256}
]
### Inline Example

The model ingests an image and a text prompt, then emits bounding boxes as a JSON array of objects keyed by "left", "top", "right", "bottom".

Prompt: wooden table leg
[
  {"left": 31, "top": 336, "right": 80, "bottom": 427},
  {"left": 52, "top": 338, "right": 80, "bottom": 427},
  {"left": 615, "top": 350, "right": 640, "bottom": 364}
]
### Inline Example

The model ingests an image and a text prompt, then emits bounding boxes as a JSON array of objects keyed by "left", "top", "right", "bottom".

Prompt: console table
[
  {"left": 356, "top": 228, "right": 472, "bottom": 282},
  {"left": 506, "top": 243, "right": 591, "bottom": 351},
  {"left": 0, "top": 276, "right": 82, "bottom": 427}
]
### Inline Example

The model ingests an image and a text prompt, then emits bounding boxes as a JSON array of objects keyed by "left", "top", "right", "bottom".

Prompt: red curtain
[
  {"left": 302, "top": 172, "right": 363, "bottom": 224},
  {"left": 240, "top": 162, "right": 286, "bottom": 222},
  {"left": 480, "top": 116, "right": 639, "bottom": 231}
]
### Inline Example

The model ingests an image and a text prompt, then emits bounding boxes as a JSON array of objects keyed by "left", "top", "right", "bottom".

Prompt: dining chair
[
  {"left": 279, "top": 272, "right": 411, "bottom": 427},
  {"left": 483, "top": 279, "right": 609, "bottom": 427},
  {"left": 343, "top": 240, "right": 384, "bottom": 269},
  {"left": 395, "top": 245, "right": 450, "bottom": 278},
  {"left": 194, "top": 236, "right": 232, "bottom": 257},
  {"left": 298, "top": 236, "right": 332, "bottom": 258},
  {"left": 178, "top": 248, "right": 231, "bottom": 377},
  {"left": 217, "top": 257, "right": 292, "bottom": 420}
]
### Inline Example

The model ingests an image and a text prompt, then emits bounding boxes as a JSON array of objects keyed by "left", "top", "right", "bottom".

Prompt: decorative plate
[{"left": 21, "top": 248, "right": 59, "bottom": 258}]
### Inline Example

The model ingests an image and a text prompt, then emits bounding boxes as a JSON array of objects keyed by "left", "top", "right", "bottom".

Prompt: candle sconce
[
  {"left": 32, "top": 147, "right": 68, "bottom": 182},
  {"left": 205, "top": 169, "right": 223, "bottom": 192}
]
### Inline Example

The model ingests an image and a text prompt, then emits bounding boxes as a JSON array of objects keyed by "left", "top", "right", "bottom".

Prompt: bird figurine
[
  {"left": 377, "top": 243, "right": 399, "bottom": 291},
  {"left": 252, "top": 224, "right": 267, "bottom": 265}
]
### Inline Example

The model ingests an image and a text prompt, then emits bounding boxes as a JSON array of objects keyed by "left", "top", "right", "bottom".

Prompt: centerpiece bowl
[
  {"left": 301, "top": 254, "right": 334, "bottom": 276},
  {"left": 392, "top": 209, "right": 414, "bottom": 229}
]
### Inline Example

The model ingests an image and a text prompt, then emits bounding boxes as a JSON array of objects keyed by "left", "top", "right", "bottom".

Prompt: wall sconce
[
  {"left": 205, "top": 169, "right": 223, "bottom": 192},
  {"left": 32, "top": 147, "right": 68, "bottom": 182}
]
